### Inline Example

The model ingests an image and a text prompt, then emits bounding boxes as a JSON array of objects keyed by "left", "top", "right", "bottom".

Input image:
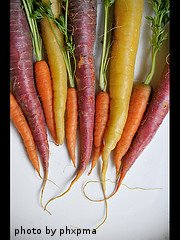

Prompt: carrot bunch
[
  {"left": 32, "top": 0, "right": 78, "bottom": 167},
  {"left": 32, "top": 0, "right": 68, "bottom": 146},
  {"left": 10, "top": 0, "right": 170, "bottom": 231}
]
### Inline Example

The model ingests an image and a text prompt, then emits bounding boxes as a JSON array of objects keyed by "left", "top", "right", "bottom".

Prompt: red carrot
[
  {"left": 44, "top": 0, "right": 97, "bottom": 210},
  {"left": 10, "top": 0, "right": 49, "bottom": 196}
]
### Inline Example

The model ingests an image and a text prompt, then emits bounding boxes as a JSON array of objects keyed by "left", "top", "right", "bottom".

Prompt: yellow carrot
[
  {"left": 41, "top": 0, "right": 67, "bottom": 145},
  {"left": 102, "top": 0, "right": 144, "bottom": 193}
]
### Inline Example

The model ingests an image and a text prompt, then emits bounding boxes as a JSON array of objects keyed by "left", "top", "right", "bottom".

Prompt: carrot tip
[
  {"left": 87, "top": 170, "right": 92, "bottom": 176},
  {"left": 72, "top": 161, "right": 76, "bottom": 168},
  {"left": 54, "top": 142, "right": 60, "bottom": 146}
]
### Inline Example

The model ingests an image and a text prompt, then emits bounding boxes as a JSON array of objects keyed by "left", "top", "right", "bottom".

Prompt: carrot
[
  {"left": 34, "top": 60, "right": 57, "bottom": 144},
  {"left": 88, "top": 92, "right": 110, "bottom": 175},
  {"left": 10, "top": 92, "right": 40, "bottom": 176},
  {"left": 116, "top": 62, "right": 170, "bottom": 192},
  {"left": 33, "top": 0, "right": 67, "bottom": 145},
  {"left": 88, "top": 0, "right": 114, "bottom": 176},
  {"left": 44, "top": 0, "right": 97, "bottom": 211},
  {"left": 113, "top": 0, "right": 170, "bottom": 177},
  {"left": 65, "top": 88, "right": 78, "bottom": 167},
  {"left": 10, "top": 0, "right": 49, "bottom": 190},
  {"left": 113, "top": 82, "right": 151, "bottom": 176}
]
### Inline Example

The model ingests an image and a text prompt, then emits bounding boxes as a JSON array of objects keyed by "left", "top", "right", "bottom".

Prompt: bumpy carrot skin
[
  {"left": 34, "top": 60, "right": 58, "bottom": 144},
  {"left": 102, "top": 0, "right": 144, "bottom": 193},
  {"left": 10, "top": 92, "right": 40, "bottom": 176},
  {"left": 10, "top": 0, "right": 49, "bottom": 173},
  {"left": 65, "top": 87, "right": 78, "bottom": 167},
  {"left": 117, "top": 63, "right": 170, "bottom": 191},
  {"left": 41, "top": 0, "right": 67, "bottom": 145},
  {"left": 68, "top": 0, "right": 97, "bottom": 178},
  {"left": 88, "top": 91, "right": 110, "bottom": 175},
  {"left": 113, "top": 82, "right": 151, "bottom": 176}
]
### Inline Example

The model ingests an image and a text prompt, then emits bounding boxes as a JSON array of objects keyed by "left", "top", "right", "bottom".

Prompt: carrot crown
[{"left": 22, "top": 0, "right": 43, "bottom": 62}]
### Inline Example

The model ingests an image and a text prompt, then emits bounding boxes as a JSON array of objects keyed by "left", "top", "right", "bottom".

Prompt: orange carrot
[
  {"left": 113, "top": 82, "right": 151, "bottom": 176},
  {"left": 88, "top": 0, "right": 114, "bottom": 176},
  {"left": 65, "top": 87, "right": 78, "bottom": 167},
  {"left": 22, "top": 0, "right": 57, "bottom": 144},
  {"left": 88, "top": 91, "right": 110, "bottom": 175},
  {"left": 10, "top": 92, "right": 40, "bottom": 176},
  {"left": 34, "top": 60, "right": 58, "bottom": 144}
]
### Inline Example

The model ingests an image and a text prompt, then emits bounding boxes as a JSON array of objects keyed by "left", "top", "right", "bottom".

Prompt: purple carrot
[
  {"left": 10, "top": 0, "right": 49, "bottom": 201},
  {"left": 68, "top": 0, "right": 97, "bottom": 182},
  {"left": 44, "top": 0, "right": 97, "bottom": 210}
]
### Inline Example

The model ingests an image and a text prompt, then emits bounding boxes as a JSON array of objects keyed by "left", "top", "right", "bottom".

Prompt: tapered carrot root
[
  {"left": 34, "top": 60, "right": 58, "bottom": 144},
  {"left": 88, "top": 146, "right": 102, "bottom": 175},
  {"left": 44, "top": 168, "right": 83, "bottom": 211},
  {"left": 10, "top": 92, "right": 40, "bottom": 176},
  {"left": 88, "top": 91, "right": 110, "bottom": 175},
  {"left": 113, "top": 83, "right": 151, "bottom": 176},
  {"left": 65, "top": 87, "right": 78, "bottom": 167}
]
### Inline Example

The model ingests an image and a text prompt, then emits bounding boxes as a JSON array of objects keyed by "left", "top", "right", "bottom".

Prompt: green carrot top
[
  {"left": 22, "top": 0, "right": 43, "bottom": 62},
  {"left": 144, "top": 0, "right": 170, "bottom": 85},
  {"left": 99, "top": 0, "right": 115, "bottom": 92}
]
